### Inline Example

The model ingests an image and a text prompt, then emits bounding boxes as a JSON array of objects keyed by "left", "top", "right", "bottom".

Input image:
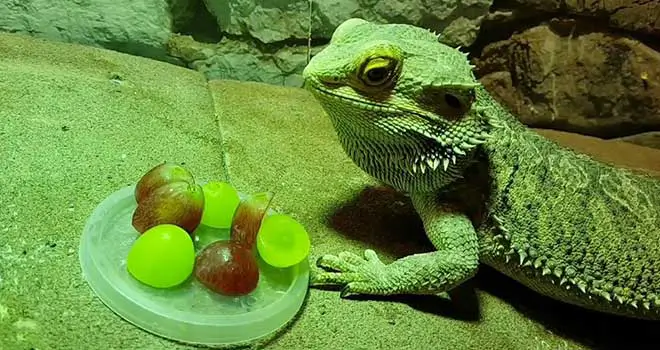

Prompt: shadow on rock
[
  {"left": 312, "top": 281, "right": 481, "bottom": 322},
  {"left": 477, "top": 266, "right": 660, "bottom": 350},
  {"left": 324, "top": 185, "right": 431, "bottom": 258},
  {"left": 320, "top": 185, "right": 480, "bottom": 321}
]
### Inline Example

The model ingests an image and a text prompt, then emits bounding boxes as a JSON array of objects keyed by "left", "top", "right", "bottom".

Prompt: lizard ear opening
[
  {"left": 417, "top": 87, "right": 475, "bottom": 120},
  {"left": 444, "top": 94, "right": 462, "bottom": 109}
]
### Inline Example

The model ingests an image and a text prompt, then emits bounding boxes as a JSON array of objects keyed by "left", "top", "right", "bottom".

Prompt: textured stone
[
  {"left": 168, "top": 33, "right": 321, "bottom": 86},
  {"left": 500, "top": 0, "right": 660, "bottom": 38},
  {"left": 0, "top": 0, "right": 175, "bottom": 60},
  {"left": 172, "top": 0, "right": 492, "bottom": 86},
  {"left": 615, "top": 132, "right": 660, "bottom": 150},
  {"left": 202, "top": 0, "right": 492, "bottom": 47},
  {"left": 564, "top": 0, "right": 660, "bottom": 38},
  {"left": 474, "top": 22, "right": 660, "bottom": 139},
  {"left": 168, "top": 0, "right": 201, "bottom": 32}
]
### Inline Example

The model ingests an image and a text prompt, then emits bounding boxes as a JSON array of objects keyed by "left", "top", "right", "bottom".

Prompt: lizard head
[{"left": 303, "top": 18, "right": 497, "bottom": 193}]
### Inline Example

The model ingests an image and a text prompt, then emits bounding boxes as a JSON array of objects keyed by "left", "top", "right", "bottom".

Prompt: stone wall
[
  {"left": 0, "top": 0, "right": 658, "bottom": 147},
  {"left": 474, "top": 0, "right": 660, "bottom": 147},
  {"left": 0, "top": 0, "right": 493, "bottom": 90},
  {"left": 0, "top": 0, "right": 178, "bottom": 62},
  {"left": 168, "top": 0, "right": 493, "bottom": 86}
]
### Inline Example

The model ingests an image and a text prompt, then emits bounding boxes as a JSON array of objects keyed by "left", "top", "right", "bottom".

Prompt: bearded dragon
[{"left": 302, "top": 18, "right": 660, "bottom": 320}]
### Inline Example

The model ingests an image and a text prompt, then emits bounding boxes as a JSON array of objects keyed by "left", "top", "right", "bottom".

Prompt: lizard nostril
[{"left": 321, "top": 76, "right": 343, "bottom": 87}]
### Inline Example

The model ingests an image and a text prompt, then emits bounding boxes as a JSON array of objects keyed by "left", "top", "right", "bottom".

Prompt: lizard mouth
[
  {"left": 306, "top": 81, "right": 446, "bottom": 145},
  {"left": 305, "top": 80, "right": 392, "bottom": 112},
  {"left": 305, "top": 79, "right": 447, "bottom": 127}
]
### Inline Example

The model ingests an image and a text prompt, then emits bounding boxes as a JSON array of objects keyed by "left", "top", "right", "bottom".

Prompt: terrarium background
[{"left": 2, "top": 0, "right": 658, "bottom": 148}]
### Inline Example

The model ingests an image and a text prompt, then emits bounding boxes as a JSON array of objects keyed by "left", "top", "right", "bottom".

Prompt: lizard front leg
[{"left": 311, "top": 192, "right": 480, "bottom": 297}]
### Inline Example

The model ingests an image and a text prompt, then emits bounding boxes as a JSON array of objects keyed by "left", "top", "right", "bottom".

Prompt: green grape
[
  {"left": 201, "top": 181, "right": 240, "bottom": 228},
  {"left": 256, "top": 214, "right": 311, "bottom": 268},
  {"left": 127, "top": 224, "right": 196, "bottom": 288}
]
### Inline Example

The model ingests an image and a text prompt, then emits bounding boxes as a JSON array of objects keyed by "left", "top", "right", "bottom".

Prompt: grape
[
  {"left": 256, "top": 214, "right": 310, "bottom": 268},
  {"left": 200, "top": 181, "right": 241, "bottom": 229},
  {"left": 194, "top": 240, "right": 259, "bottom": 296},
  {"left": 126, "top": 224, "right": 196, "bottom": 288},
  {"left": 132, "top": 181, "right": 205, "bottom": 236},
  {"left": 230, "top": 192, "right": 273, "bottom": 249},
  {"left": 135, "top": 162, "right": 195, "bottom": 204}
]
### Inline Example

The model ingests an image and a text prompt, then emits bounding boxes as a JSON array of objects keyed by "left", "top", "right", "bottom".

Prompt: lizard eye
[{"left": 359, "top": 57, "right": 398, "bottom": 87}]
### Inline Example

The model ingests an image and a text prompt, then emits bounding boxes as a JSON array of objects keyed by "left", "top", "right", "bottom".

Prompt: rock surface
[
  {"left": 615, "top": 132, "right": 660, "bottom": 149},
  {"left": 177, "top": 0, "right": 493, "bottom": 86},
  {"left": 474, "top": 22, "right": 660, "bottom": 139},
  {"left": 500, "top": 0, "right": 660, "bottom": 38},
  {"left": 168, "top": 0, "right": 200, "bottom": 32},
  {"left": 1, "top": 0, "right": 658, "bottom": 149},
  {"left": 168, "top": 34, "right": 318, "bottom": 86},
  {"left": 202, "top": 0, "right": 492, "bottom": 47},
  {"left": 0, "top": 32, "right": 224, "bottom": 349},
  {"left": 0, "top": 0, "right": 180, "bottom": 61}
]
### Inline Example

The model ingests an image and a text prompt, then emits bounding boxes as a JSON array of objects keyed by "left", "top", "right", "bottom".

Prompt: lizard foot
[{"left": 311, "top": 249, "right": 396, "bottom": 297}]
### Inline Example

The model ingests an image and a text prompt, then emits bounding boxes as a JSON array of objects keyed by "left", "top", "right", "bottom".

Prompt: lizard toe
[
  {"left": 311, "top": 271, "right": 362, "bottom": 286},
  {"left": 337, "top": 251, "right": 368, "bottom": 266},
  {"left": 312, "top": 250, "right": 398, "bottom": 295},
  {"left": 340, "top": 281, "right": 384, "bottom": 297},
  {"left": 363, "top": 249, "right": 384, "bottom": 264},
  {"left": 316, "top": 253, "right": 358, "bottom": 272}
]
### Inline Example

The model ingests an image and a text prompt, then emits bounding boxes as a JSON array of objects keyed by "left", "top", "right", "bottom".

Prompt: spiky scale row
[
  {"left": 492, "top": 219, "right": 659, "bottom": 312},
  {"left": 407, "top": 106, "right": 500, "bottom": 177}
]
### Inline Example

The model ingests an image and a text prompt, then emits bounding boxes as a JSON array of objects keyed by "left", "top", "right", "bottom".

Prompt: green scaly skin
[{"left": 302, "top": 18, "right": 660, "bottom": 320}]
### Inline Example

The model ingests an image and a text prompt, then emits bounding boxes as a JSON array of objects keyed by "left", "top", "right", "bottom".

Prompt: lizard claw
[{"left": 311, "top": 249, "right": 392, "bottom": 297}]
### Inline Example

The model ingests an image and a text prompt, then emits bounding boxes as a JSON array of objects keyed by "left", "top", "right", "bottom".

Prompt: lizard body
[{"left": 302, "top": 18, "right": 660, "bottom": 320}]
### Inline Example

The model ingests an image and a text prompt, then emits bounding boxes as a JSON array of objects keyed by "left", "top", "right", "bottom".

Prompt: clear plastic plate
[{"left": 79, "top": 185, "right": 309, "bottom": 346}]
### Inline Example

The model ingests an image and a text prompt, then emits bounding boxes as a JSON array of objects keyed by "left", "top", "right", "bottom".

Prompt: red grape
[
  {"left": 194, "top": 240, "right": 259, "bottom": 296},
  {"left": 132, "top": 162, "right": 203, "bottom": 237},
  {"left": 132, "top": 181, "right": 204, "bottom": 236},
  {"left": 135, "top": 162, "right": 195, "bottom": 204},
  {"left": 230, "top": 192, "right": 273, "bottom": 249}
]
